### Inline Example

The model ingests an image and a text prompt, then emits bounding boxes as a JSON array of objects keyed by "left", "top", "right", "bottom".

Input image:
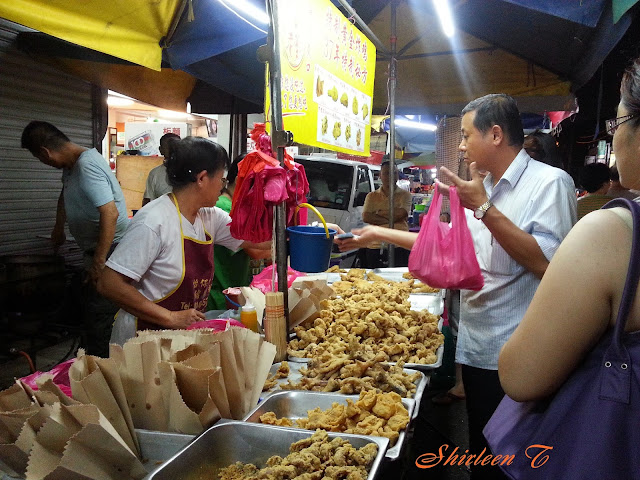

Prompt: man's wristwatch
[{"left": 474, "top": 200, "right": 493, "bottom": 219}]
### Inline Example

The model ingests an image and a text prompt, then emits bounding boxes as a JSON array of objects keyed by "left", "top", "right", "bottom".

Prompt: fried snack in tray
[
  {"left": 262, "top": 361, "right": 291, "bottom": 391},
  {"left": 279, "top": 348, "right": 421, "bottom": 397},
  {"left": 288, "top": 279, "right": 444, "bottom": 364},
  {"left": 260, "top": 390, "right": 410, "bottom": 445},
  {"left": 218, "top": 429, "right": 377, "bottom": 480},
  {"left": 326, "top": 265, "right": 347, "bottom": 273},
  {"left": 365, "top": 270, "right": 440, "bottom": 293}
]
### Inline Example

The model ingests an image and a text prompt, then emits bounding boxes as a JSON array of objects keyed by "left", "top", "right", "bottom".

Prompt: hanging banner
[{"left": 266, "top": 0, "right": 376, "bottom": 156}]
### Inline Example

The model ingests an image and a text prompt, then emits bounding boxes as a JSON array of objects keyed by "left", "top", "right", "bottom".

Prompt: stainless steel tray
[
  {"left": 409, "top": 293, "right": 444, "bottom": 315},
  {"left": 140, "top": 429, "right": 195, "bottom": 478},
  {"left": 263, "top": 362, "right": 428, "bottom": 418},
  {"left": 289, "top": 317, "right": 445, "bottom": 371},
  {"left": 245, "top": 391, "right": 412, "bottom": 461},
  {"left": 146, "top": 420, "right": 388, "bottom": 480}
]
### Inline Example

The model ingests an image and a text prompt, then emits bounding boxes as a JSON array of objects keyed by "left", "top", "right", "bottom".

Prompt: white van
[{"left": 295, "top": 156, "right": 376, "bottom": 234}]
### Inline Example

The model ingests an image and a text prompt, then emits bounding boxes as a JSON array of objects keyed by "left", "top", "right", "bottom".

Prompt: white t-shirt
[
  {"left": 143, "top": 164, "right": 172, "bottom": 200},
  {"left": 106, "top": 195, "right": 243, "bottom": 302}
]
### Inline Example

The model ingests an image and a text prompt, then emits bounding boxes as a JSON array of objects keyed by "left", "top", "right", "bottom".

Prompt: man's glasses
[{"left": 606, "top": 114, "right": 638, "bottom": 135}]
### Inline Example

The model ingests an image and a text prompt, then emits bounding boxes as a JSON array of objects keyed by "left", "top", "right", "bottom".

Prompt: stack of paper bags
[
  {"left": 110, "top": 327, "right": 276, "bottom": 434},
  {"left": 0, "top": 379, "right": 146, "bottom": 480}
]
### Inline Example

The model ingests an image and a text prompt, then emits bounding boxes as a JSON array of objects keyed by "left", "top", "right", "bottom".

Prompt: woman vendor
[{"left": 98, "top": 137, "right": 270, "bottom": 344}]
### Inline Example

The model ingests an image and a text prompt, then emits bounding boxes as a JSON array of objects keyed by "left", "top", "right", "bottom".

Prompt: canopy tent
[
  {"left": 2, "top": 0, "right": 634, "bottom": 116},
  {"left": 15, "top": 32, "right": 261, "bottom": 114},
  {"left": 357, "top": 0, "right": 633, "bottom": 115}
]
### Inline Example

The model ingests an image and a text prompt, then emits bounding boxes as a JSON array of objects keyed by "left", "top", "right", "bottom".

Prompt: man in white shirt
[
  {"left": 337, "top": 94, "right": 576, "bottom": 480},
  {"left": 142, "top": 133, "right": 180, "bottom": 206}
]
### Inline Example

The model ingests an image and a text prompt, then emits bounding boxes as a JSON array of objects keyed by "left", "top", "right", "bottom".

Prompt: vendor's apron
[{"left": 110, "top": 194, "right": 214, "bottom": 344}]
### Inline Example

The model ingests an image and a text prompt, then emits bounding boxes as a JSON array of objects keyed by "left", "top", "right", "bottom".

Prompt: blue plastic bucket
[{"left": 287, "top": 226, "right": 337, "bottom": 273}]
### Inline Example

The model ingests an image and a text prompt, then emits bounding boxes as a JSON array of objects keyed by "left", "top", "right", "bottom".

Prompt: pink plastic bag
[
  {"left": 250, "top": 265, "right": 305, "bottom": 294},
  {"left": 186, "top": 319, "right": 246, "bottom": 331},
  {"left": 20, "top": 358, "right": 75, "bottom": 398},
  {"left": 408, "top": 184, "right": 484, "bottom": 290}
]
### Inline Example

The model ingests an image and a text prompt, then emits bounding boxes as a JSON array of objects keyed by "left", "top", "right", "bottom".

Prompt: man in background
[
  {"left": 361, "top": 160, "right": 412, "bottom": 267},
  {"left": 21, "top": 121, "right": 129, "bottom": 357},
  {"left": 142, "top": 133, "right": 180, "bottom": 206},
  {"left": 577, "top": 162, "right": 611, "bottom": 219}
]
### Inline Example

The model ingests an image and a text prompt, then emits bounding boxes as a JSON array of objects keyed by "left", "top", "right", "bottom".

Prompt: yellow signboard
[{"left": 266, "top": 0, "right": 376, "bottom": 156}]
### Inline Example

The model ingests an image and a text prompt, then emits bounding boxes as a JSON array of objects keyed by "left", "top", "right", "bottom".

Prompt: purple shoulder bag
[{"left": 483, "top": 198, "right": 640, "bottom": 479}]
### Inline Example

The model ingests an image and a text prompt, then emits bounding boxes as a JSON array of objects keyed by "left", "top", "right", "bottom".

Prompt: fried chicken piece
[
  {"left": 323, "top": 465, "right": 367, "bottom": 480},
  {"left": 292, "top": 473, "right": 323, "bottom": 480},
  {"left": 387, "top": 412, "right": 410, "bottom": 431},
  {"left": 218, "top": 461, "right": 259, "bottom": 480},
  {"left": 256, "top": 464, "right": 297, "bottom": 479},
  {"left": 282, "top": 451, "right": 322, "bottom": 471},
  {"left": 266, "top": 455, "right": 284, "bottom": 467},
  {"left": 290, "top": 430, "right": 329, "bottom": 452},
  {"left": 371, "top": 392, "right": 402, "bottom": 419},
  {"left": 352, "top": 443, "right": 378, "bottom": 466},
  {"left": 262, "top": 361, "right": 291, "bottom": 391},
  {"left": 260, "top": 411, "right": 294, "bottom": 427}
]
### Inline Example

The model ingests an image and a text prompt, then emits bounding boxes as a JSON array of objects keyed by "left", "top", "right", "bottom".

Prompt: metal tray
[
  {"left": 146, "top": 421, "right": 388, "bottom": 480},
  {"left": 409, "top": 293, "right": 444, "bottom": 315},
  {"left": 139, "top": 429, "right": 195, "bottom": 478},
  {"left": 244, "top": 391, "right": 413, "bottom": 461},
  {"left": 263, "top": 362, "right": 428, "bottom": 419},
  {"left": 289, "top": 317, "right": 445, "bottom": 371}
]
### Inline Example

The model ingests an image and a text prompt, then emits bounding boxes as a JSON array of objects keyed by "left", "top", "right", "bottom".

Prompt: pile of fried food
[
  {"left": 259, "top": 391, "right": 409, "bottom": 445},
  {"left": 274, "top": 352, "right": 421, "bottom": 397},
  {"left": 288, "top": 269, "right": 444, "bottom": 364},
  {"left": 218, "top": 430, "right": 378, "bottom": 480}
]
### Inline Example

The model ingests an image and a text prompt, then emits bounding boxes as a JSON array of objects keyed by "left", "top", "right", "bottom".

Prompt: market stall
[{"left": 0, "top": 266, "right": 445, "bottom": 479}]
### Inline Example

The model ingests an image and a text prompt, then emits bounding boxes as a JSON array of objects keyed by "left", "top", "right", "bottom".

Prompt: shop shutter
[{"left": 0, "top": 19, "right": 94, "bottom": 266}]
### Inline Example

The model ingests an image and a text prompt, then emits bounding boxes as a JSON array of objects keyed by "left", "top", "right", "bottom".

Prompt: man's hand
[
  {"left": 325, "top": 223, "right": 345, "bottom": 235},
  {"left": 88, "top": 257, "right": 106, "bottom": 286},
  {"left": 438, "top": 162, "right": 489, "bottom": 210},
  {"left": 51, "top": 223, "right": 66, "bottom": 254},
  {"left": 335, "top": 225, "right": 381, "bottom": 251},
  {"left": 170, "top": 309, "right": 205, "bottom": 329}
]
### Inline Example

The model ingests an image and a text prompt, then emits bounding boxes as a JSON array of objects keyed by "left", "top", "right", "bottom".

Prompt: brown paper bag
[
  {"left": 116, "top": 339, "right": 168, "bottom": 432},
  {"left": 0, "top": 405, "right": 46, "bottom": 476},
  {"left": 215, "top": 329, "right": 244, "bottom": 419},
  {"left": 26, "top": 403, "right": 145, "bottom": 480},
  {"left": 0, "top": 383, "right": 33, "bottom": 412},
  {"left": 157, "top": 363, "right": 205, "bottom": 435},
  {"left": 69, "top": 353, "right": 140, "bottom": 457},
  {"left": 170, "top": 343, "right": 206, "bottom": 363},
  {"left": 236, "top": 329, "right": 259, "bottom": 414},
  {"left": 249, "top": 338, "right": 277, "bottom": 409}
]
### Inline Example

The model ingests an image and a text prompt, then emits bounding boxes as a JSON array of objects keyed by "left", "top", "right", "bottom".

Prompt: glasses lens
[{"left": 606, "top": 119, "right": 615, "bottom": 134}]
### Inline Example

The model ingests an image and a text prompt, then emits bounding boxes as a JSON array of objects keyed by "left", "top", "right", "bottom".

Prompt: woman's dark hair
[
  {"left": 227, "top": 152, "right": 247, "bottom": 186},
  {"left": 461, "top": 94, "right": 524, "bottom": 147},
  {"left": 165, "top": 136, "right": 229, "bottom": 189},
  {"left": 620, "top": 57, "right": 640, "bottom": 130}
]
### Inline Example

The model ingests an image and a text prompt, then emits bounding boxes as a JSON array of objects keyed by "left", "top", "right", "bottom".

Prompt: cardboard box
[{"left": 116, "top": 155, "right": 163, "bottom": 215}]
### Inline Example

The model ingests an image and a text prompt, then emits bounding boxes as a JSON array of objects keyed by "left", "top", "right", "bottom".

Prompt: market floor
[{"left": 378, "top": 388, "right": 470, "bottom": 480}]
